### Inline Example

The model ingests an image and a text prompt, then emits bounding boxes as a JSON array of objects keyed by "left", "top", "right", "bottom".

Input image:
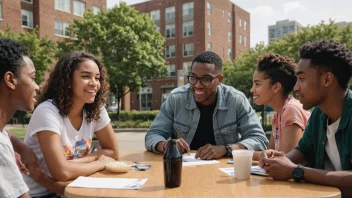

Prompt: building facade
[
  {"left": 129, "top": 0, "right": 250, "bottom": 111},
  {"left": 0, "top": 0, "right": 106, "bottom": 40},
  {"left": 268, "top": 19, "right": 302, "bottom": 42}
]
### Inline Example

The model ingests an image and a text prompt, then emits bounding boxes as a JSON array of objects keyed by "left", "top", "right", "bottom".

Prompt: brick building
[
  {"left": 128, "top": 0, "right": 250, "bottom": 111},
  {"left": 0, "top": 0, "right": 106, "bottom": 40}
]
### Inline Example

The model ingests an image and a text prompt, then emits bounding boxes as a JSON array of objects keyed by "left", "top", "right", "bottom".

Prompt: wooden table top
[{"left": 64, "top": 151, "right": 341, "bottom": 198}]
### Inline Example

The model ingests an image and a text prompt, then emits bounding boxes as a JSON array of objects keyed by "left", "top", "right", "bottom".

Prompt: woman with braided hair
[{"left": 250, "top": 53, "right": 310, "bottom": 160}]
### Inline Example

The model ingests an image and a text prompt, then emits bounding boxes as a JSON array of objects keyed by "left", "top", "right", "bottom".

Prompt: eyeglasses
[{"left": 187, "top": 74, "right": 222, "bottom": 86}]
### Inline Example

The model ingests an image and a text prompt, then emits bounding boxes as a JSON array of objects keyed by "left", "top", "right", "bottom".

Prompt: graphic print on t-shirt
[{"left": 63, "top": 138, "right": 92, "bottom": 160}]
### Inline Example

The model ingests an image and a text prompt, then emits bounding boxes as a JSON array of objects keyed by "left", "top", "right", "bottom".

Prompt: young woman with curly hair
[
  {"left": 22, "top": 52, "right": 118, "bottom": 197},
  {"left": 250, "top": 53, "right": 310, "bottom": 160}
]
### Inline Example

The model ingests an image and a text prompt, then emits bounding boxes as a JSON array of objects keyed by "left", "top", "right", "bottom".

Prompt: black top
[{"left": 190, "top": 100, "right": 217, "bottom": 150}]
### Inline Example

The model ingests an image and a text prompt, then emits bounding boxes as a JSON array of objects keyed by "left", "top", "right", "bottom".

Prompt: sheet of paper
[
  {"left": 182, "top": 153, "right": 220, "bottom": 166},
  {"left": 219, "top": 166, "right": 268, "bottom": 176},
  {"left": 68, "top": 176, "right": 148, "bottom": 190}
]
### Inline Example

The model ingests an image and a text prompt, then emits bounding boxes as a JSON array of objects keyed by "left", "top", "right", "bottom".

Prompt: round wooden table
[{"left": 64, "top": 151, "right": 341, "bottom": 198}]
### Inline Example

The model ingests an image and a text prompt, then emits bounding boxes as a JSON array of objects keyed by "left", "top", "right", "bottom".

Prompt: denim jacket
[{"left": 145, "top": 84, "right": 268, "bottom": 153}]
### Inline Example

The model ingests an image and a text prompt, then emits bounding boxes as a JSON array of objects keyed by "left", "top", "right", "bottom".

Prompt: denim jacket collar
[{"left": 186, "top": 84, "right": 228, "bottom": 110}]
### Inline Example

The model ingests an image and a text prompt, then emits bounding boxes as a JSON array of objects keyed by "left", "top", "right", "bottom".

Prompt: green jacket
[{"left": 296, "top": 90, "right": 352, "bottom": 170}]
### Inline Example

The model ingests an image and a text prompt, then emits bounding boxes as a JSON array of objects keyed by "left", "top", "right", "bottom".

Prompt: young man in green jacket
[{"left": 259, "top": 40, "right": 352, "bottom": 196}]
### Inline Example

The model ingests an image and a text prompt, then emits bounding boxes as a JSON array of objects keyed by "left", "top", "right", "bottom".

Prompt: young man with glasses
[{"left": 145, "top": 51, "right": 268, "bottom": 159}]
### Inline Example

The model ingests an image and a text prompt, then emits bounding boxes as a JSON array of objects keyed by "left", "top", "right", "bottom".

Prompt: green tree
[
  {"left": 225, "top": 20, "right": 352, "bottom": 98},
  {"left": 57, "top": 3, "right": 167, "bottom": 121},
  {"left": 0, "top": 27, "right": 56, "bottom": 84}
]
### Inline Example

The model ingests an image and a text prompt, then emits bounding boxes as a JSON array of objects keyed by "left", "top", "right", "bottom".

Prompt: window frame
[
  {"left": 21, "top": 9, "right": 33, "bottom": 28},
  {"left": 73, "top": 0, "right": 86, "bottom": 16}
]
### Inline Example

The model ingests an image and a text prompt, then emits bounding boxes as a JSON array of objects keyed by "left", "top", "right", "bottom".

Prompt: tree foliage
[
  {"left": 224, "top": 20, "right": 352, "bottom": 97},
  {"left": 57, "top": 3, "right": 167, "bottom": 120},
  {"left": 0, "top": 27, "right": 56, "bottom": 84}
]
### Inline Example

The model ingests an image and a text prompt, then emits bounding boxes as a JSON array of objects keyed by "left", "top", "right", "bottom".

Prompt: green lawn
[{"left": 5, "top": 126, "right": 27, "bottom": 139}]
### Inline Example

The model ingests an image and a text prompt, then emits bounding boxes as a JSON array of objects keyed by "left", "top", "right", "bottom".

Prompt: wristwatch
[
  {"left": 224, "top": 144, "right": 232, "bottom": 157},
  {"left": 292, "top": 164, "right": 304, "bottom": 182}
]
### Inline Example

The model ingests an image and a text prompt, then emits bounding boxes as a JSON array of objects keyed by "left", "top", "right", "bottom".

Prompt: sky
[{"left": 106, "top": 0, "right": 352, "bottom": 47}]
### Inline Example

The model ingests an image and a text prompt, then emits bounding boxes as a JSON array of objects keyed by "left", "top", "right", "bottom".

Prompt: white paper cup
[{"left": 232, "top": 150, "right": 254, "bottom": 180}]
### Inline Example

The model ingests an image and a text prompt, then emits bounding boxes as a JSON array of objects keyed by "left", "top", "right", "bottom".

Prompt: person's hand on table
[
  {"left": 175, "top": 138, "right": 190, "bottom": 155},
  {"left": 258, "top": 149, "right": 285, "bottom": 167},
  {"left": 97, "top": 154, "right": 116, "bottom": 169},
  {"left": 195, "top": 144, "right": 226, "bottom": 160},
  {"left": 259, "top": 150, "right": 296, "bottom": 181}
]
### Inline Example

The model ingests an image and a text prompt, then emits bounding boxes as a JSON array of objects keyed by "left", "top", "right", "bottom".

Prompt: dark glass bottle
[{"left": 163, "top": 139, "right": 182, "bottom": 188}]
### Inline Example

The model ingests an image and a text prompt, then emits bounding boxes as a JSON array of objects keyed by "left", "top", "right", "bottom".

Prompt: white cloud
[
  {"left": 248, "top": 6, "right": 275, "bottom": 17},
  {"left": 283, "top": 2, "right": 304, "bottom": 13}
]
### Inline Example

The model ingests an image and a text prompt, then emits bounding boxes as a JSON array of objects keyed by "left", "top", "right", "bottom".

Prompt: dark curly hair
[
  {"left": 38, "top": 52, "right": 109, "bottom": 123},
  {"left": 257, "top": 52, "right": 297, "bottom": 96},
  {"left": 300, "top": 40, "right": 352, "bottom": 89},
  {"left": 0, "top": 38, "right": 29, "bottom": 79},
  {"left": 192, "top": 51, "right": 223, "bottom": 72}
]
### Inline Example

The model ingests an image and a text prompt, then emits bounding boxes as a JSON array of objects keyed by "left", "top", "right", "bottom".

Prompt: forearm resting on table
[
  {"left": 229, "top": 143, "right": 246, "bottom": 150},
  {"left": 9, "top": 134, "right": 66, "bottom": 194},
  {"left": 303, "top": 167, "right": 352, "bottom": 196},
  {"left": 70, "top": 148, "right": 118, "bottom": 163}
]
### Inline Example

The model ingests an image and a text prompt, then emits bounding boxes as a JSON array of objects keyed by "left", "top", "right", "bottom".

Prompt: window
[
  {"left": 74, "top": 0, "right": 86, "bottom": 16},
  {"left": 0, "top": 3, "right": 2, "bottom": 19},
  {"left": 228, "top": 12, "right": 232, "bottom": 22},
  {"left": 228, "top": 31, "right": 232, "bottom": 42},
  {"left": 183, "top": 43, "right": 194, "bottom": 57},
  {"left": 22, "top": 10, "right": 33, "bottom": 28},
  {"left": 208, "top": 22, "right": 211, "bottom": 35},
  {"left": 282, "top": 26, "right": 288, "bottom": 34},
  {"left": 182, "top": 2, "right": 194, "bottom": 16},
  {"left": 244, "top": 36, "right": 247, "bottom": 47},
  {"left": 139, "top": 87, "right": 152, "bottom": 111},
  {"left": 156, "top": 26, "right": 160, "bottom": 32},
  {"left": 239, "top": 35, "right": 242, "bottom": 44},
  {"left": 167, "top": 64, "right": 176, "bottom": 77},
  {"left": 165, "top": 24, "right": 176, "bottom": 38},
  {"left": 150, "top": 10, "right": 160, "bottom": 21},
  {"left": 165, "top": 6, "right": 175, "bottom": 20},
  {"left": 93, "top": 6, "right": 101, "bottom": 15},
  {"left": 165, "top": 45, "right": 176, "bottom": 58},
  {"left": 207, "top": 42, "right": 212, "bottom": 51},
  {"left": 289, "top": 25, "right": 295, "bottom": 31},
  {"left": 239, "top": 19, "right": 242, "bottom": 27},
  {"left": 55, "top": 0, "right": 70, "bottom": 12},
  {"left": 55, "top": 21, "right": 70, "bottom": 37},
  {"left": 244, "top": 20, "right": 247, "bottom": 31},
  {"left": 183, "top": 21, "right": 194, "bottom": 37},
  {"left": 183, "top": 62, "right": 192, "bottom": 72},
  {"left": 228, "top": 48, "right": 232, "bottom": 60},
  {"left": 22, "top": 0, "right": 32, "bottom": 3},
  {"left": 207, "top": 2, "right": 211, "bottom": 15}
]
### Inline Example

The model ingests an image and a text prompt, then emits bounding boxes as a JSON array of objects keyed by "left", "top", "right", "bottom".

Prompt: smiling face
[
  {"left": 250, "top": 70, "right": 276, "bottom": 106},
  {"left": 189, "top": 62, "right": 223, "bottom": 105},
  {"left": 71, "top": 59, "right": 101, "bottom": 106},
  {"left": 10, "top": 56, "right": 39, "bottom": 111},
  {"left": 294, "top": 59, "right": 325, "bottom": 110}
]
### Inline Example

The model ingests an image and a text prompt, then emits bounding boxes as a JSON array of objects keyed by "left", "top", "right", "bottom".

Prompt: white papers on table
[
  {"left": 182, "top": 153, "right": 220, "bottom": 166},
  {"left": 68, "top": 176, "right": 148, "bottom": 190},
  {"left": 219, "top": 166, "right": 268, "bottom": 176}
]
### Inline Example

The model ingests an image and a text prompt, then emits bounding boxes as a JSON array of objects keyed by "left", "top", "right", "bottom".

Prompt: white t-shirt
[
  {"left": 325, "top": 118, "right": 342, "bottom": 171},
  {"left": 0, "top": 129, "right": 29, "bottom": 198},
  {"left": 23, "top": 100, "right": 111, "bottom": 196}
]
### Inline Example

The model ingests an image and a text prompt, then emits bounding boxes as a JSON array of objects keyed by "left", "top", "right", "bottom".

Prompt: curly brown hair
[
  {"left": 257, "top": 52, "right": 297, "bottom": 96},
  {"left": 38, "top": 52, "right": 109, "bottom": 123}
]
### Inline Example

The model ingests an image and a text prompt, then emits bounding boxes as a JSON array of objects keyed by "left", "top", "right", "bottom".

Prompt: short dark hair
[
  {"left": 257, "top": 53, "right": 297, "bottom": 96},
  {"left": 0, "top": 38, "right": 29, "bottom": 80},
  {"left": 191, "top": 51, "right": 222, "bottom": 72},
  {"left": 300, "top": 40, "right": 352, "bottom": 89},
  {"left": 38, "top": 52, "right": 109, "bottom": 123}
]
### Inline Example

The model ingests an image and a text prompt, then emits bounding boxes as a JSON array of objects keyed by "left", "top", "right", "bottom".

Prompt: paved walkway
[{"left": 92, "top": 132, "right": 146, "bottom": 151}]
